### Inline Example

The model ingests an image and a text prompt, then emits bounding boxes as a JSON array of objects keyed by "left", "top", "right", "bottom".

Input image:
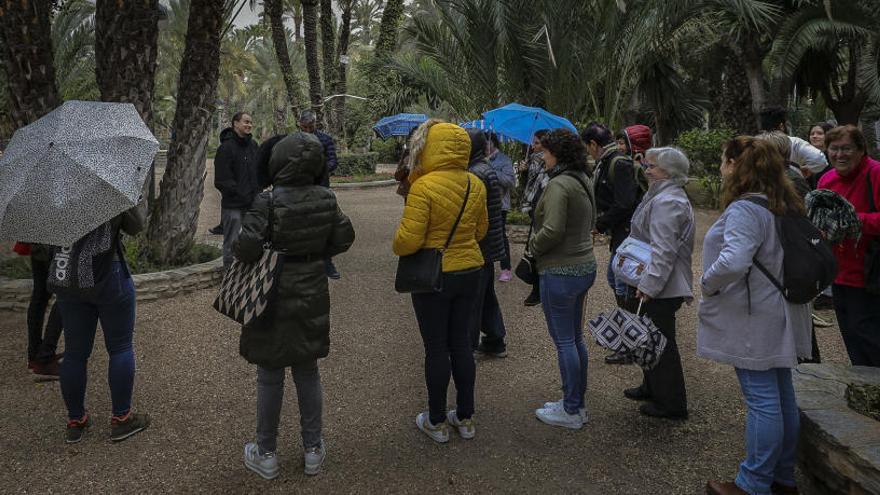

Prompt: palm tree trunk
[
  {"left": 374, "top": 0, "right": 404, "bottom": 60},
  {"left": 0, "top": 0, "right": 60, "bottom": 127},
  {"left": 332, "top": 0, "right": 354, "bottom": 144},
  {"left": 291, "top": 0, "right": 304, "bottom": 42},
  {"left": 266, "top": 0, "right": 303, "bottom": 122},
  {"left": 301, "top": 0, "right": 323, "bottom": 122},
  {"left": 146, "top": 0, "right": 224, "bottom": 265},
  {"left": 95, "top": 0, "right": 160, "bottom": 127},
  {"left": 320, "top": 0, "right": 336, "bottom": 131}
]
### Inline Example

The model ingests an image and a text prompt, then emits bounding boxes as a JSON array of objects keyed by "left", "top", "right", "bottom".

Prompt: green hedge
[
  {"left": 336, "top": 152, "right": 378, "bottom": 176},
  {"left": 674, "top": 128, "right": 736, "bottom": 176},
  {"left": 370, "top": 138, "right": 400, "bottom": 163}
]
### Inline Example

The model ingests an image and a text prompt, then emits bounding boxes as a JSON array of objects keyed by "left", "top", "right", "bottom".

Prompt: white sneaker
[
  {"left": 243, "top": 442, "right": 279, "bottom": 480},
  {"left": 446, "top": 409, "right": 475, "bottom": 439},
  {"left": 541, "top": 399, "right": 588, "bottom": 424},
  {"left": 304, "top": 440, "right": 325, "bottom": 476},
  {"left": 416, "top": 412, "right": 449, "bottom": 443},
  {"left": 535, "top": 406, "right": 584, "bottom": 430}
]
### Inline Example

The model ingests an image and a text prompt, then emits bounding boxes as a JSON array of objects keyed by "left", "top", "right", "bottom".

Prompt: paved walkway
[{"left": 0, "top": 185, "right": 849, "bottom": 494}]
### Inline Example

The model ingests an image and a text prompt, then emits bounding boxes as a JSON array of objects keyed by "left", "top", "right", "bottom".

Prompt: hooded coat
[
  {"left": 465, "top": 128, "right": 506, "bottom": 263},
  {"left": 393, "top": 123, "right": 488, "bottom": 272},
  {"left": 214, "top": 127, "right": 260, "bottom": 209},
  {"left": 234, "top": 132, "right": 355, "bottom": 369}
]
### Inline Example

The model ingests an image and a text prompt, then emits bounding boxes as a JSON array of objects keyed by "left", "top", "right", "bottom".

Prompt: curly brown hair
[
  {"left": 539, "top": 129, "right": 590, "bottom": 176},
  {"left": 720, "top": 136, "right": 805, "bottom": 215}
]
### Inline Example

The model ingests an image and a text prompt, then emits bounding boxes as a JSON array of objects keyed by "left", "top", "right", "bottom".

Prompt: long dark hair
[{"left": 721, "top": 136, "right": 805, "bottom": 215}]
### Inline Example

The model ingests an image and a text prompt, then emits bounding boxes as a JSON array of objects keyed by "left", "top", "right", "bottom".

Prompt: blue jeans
[
  {"left": 606, "top": 258, "right": 627, "bottom": 297},
  {"left": 539, "top": 271, "right": 596, "bottom": 415},
  {"left": 734, "top": 368, "right": 799, "bottom": 495},
  {"left": 58, "top": 262, "right": 137, "bottom": 420}
]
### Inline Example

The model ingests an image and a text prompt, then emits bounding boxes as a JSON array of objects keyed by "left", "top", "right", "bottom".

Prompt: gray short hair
[
  {"left": 646, "top": 146, "right": 690, "bottom": 183},
  {"left": 756, "top": 131, "right": 791, "bottom": 161},
  {"left": 299, "top": 110, "right": 317, "bottom": 124}
]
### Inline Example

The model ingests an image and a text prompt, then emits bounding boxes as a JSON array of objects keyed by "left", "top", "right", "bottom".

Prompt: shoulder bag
[
  {"left": 395, "top": 178, "right": 471, "bottom": 293},
  {"left": 213, "top": 191, "right": 284, "bottom": 326}
]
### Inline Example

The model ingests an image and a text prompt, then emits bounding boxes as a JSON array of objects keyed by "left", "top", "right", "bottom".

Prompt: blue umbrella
[
  {"left": 372, "top": 113, "right": 428, "bottom": 140},
  {"left": 481, "top": 103, "right": 577, "bottom": 145},
  {"left": 458, "top": 119, "right": 516, "bottom": 144}
]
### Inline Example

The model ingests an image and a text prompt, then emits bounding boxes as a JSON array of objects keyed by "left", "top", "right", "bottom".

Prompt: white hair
[{"left": 646, "top": 146, "right": 690, "bottom": 185}]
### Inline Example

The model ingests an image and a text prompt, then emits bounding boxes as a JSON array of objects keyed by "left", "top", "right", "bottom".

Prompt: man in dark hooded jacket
[
  {"left": 466, "top": 128, "right": 508, "bottom": 357},
  {"left": 214, "top": 112, "right": 259, "bottom": 269}
]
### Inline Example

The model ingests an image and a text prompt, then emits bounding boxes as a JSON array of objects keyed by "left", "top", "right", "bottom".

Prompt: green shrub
[
  {"left": 370, "top": 138, "right": 400, "bottom": 163},
  {"left": 506, "top": 210, "right": 531, "bottom": 226},
  {"left": 336, "top": 152, "right": 378, "bottom": 176},
  {"left": 0, "top": 256, "right": 31, "bottom": 279},
  {"left": 674, "top": 128, "right": 736, "bottom": 176},
  {"left": 123, "top": 234, "right": 222, "bottom": 275}
]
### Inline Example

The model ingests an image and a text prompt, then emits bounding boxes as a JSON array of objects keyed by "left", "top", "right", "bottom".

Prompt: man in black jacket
[
  {"left": 214, "top": 112, "right": 259, "bottom": 269},
  {"left": 582, "top": 122, "right": 641, "bottom": 364},
  {"left": 466, "top": 129, "right": 509, "bottom": 357},
  {"left": 298, "top": 110, "right": 342, "bottom": 279}
]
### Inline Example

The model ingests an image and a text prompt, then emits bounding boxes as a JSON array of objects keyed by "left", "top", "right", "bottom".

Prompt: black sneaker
[
  {"left": 66, "top": 414, "right": 93, "bottom": 444},
  {"left": 110, "top": 412, "right": 151, "bottom": 442},
  {"left": 523, "top": 290, "right": 541, "bottom": 306},
  {"left": 476, "top": 343, "right": 508, "bottom": 358},
  {"left": 209, "top": 224, "right": 223, "bottom": 235},
  {"left": 325, "top": 261, "right": 341, "bottom": 280}
]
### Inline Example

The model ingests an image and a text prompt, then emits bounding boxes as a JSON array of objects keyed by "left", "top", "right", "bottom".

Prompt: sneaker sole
[
  {"left": 541, "top": 403, "right": 588, "bottom": 424},
  {"left": 416, "top": 415, "right": 449, "bottom": 443},
  {"left": 244, "top": 458, "right": 280, "bottom": 480},
  {"left": 535, "top": 411, "right": 583, "bottom": 430},
  {"left": 304, "top": 462, "right": 323, "bottom": 476},
  {"left": 110, "top": 423, "right": 149, "bottom": 442}
]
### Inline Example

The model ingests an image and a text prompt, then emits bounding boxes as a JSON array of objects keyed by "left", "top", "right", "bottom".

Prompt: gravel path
[{"left": 0, "top": 183, "right": 849, "bottom": 494}]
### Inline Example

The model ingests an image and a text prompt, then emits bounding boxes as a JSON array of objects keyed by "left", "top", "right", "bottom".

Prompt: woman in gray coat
[
  {"left": 622, "top": 147, "right": 695, "bottom": 420},
  {"left": 701, "top": 137, "right": 811, "bottom": 495}
]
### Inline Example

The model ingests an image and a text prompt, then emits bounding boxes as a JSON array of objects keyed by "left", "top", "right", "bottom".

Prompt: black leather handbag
[
  {"left": 515, "top": 228, "right": 537, "bottom": 285},
  {"left": 395, "top": 178, "right": 471, "bottom": 294}
]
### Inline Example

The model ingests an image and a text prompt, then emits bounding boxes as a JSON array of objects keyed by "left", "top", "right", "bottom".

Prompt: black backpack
[
  {"left": 608, "top": 155, "right": 649, "bottom": 199},
  {"left": 742, "top": 197, "right": 837, "bottom": 304},
  {"left": 47, "top": 221, "right": 123, "bottom": 298}
]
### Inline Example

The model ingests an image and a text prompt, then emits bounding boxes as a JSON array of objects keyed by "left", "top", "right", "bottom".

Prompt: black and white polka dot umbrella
[{"left": 0, "top": 101, "right": 158, "bottom": 246}]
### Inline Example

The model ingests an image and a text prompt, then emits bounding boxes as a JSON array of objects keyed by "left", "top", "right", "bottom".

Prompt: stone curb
[
  {"left": 331, "top": 179, "right": 397, "bottom": 190},
  {"left": 0, "top": 257, "right": 224, "bottom": 312}
]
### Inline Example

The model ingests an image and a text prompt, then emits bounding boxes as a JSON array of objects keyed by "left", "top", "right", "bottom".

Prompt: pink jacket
[{"left": 817, "top": 155, "right": 880, "bottom": 288}]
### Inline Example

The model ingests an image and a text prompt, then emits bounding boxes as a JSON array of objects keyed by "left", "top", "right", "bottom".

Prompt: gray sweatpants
[{"left": 256, "top": 361, "right": 323, "bottom": 453}]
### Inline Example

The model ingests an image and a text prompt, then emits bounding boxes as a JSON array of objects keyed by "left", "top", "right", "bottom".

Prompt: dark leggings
[
  {"left": 411, "top": 268, "right": 481, "bottom": 425},
  {"left": 500, "top": 210, "right": 511, "bottom": 270}
]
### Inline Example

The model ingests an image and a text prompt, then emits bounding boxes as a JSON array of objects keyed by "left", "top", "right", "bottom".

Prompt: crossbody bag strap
[{"left": 443, "top": 177, "right": 471, "bottom": 251}]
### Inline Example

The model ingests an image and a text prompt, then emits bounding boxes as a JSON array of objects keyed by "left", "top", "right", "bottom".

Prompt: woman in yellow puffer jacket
[{"left": 392, "top": 121, "right": 488, "bottom": 444}]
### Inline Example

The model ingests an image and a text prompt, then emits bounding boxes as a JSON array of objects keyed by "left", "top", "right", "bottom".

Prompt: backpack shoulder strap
[{"left": 737, "top": 196, "right": 786, "bottom": 297}]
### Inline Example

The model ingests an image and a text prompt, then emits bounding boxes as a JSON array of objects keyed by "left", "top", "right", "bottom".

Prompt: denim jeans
[
  {"left": 411, "top": 268, "right": 481, "bottom": 425},
  {"left": 500, "top": 210, "right": 511, "bottom": 270},
  {"left": 27, "top": 255, "right": 63, "bottom": 363},
  {"left": 734, "top": 368, "right": 799, "bottom": 495},
  {"left": 605, "top": 258, "right": 627, "bottom": 297},
  {"left": 539, "top": 271, "right": 596, "bottom": 415},
  {"left": 470, "top": 262, "right": 507, "bottom": 352},
  {"left": 221, "top": 207, "right": 244, "bottom": 270},
  {"left": 256, "top": 361, "right": 322, "bottom": 452},
  {"left": 57, "top": 261, "right": 136, "bottom": 420}
]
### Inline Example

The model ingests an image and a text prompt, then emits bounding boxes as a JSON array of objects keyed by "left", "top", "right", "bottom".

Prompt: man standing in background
[{"left": 214, "top": 112, "right": 259, "bottom": 270}]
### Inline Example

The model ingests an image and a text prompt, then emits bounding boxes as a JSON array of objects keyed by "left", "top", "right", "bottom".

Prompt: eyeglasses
[{"left": 828, "top": 146, "right": 856, "bottom": 155}]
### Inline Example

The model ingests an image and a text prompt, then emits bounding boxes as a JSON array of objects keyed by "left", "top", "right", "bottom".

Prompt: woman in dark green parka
[{"left": 234, "top": 132, "right": 355, "bottom": 480}]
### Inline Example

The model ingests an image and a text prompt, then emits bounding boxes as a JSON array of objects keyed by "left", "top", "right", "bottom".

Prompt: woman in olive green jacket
[{"left": 528, "top": 129, "right": 598, "bottom": 430}]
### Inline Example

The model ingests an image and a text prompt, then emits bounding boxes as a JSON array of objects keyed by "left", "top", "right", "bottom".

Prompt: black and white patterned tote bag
[
  {"left": 213, "top": 192, "right": 283, "bottom": 326},
  {"left": 587, "top": 301, "right": 668, "bottom": 370}
]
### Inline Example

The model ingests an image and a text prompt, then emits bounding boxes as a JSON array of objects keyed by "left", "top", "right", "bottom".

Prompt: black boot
[{"left": 523, "top": 282, "right": 540, "bottom": 306}]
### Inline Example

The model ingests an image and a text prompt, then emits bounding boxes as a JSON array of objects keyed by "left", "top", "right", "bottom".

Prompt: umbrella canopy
[
  {"left": 481, "top": 103, "right": 577, "bottom": 145},
  {"left": 0, "top": 100, "right": 158, "bottom": 246},
  {"left": 372, "top": 113, "right": 428, "bottom": 140},
  {"left": 458, "top": 120, "right": 516, "bottom": 144}
]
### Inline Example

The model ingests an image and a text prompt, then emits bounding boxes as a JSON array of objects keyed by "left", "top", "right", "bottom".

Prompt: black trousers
[
  {"left": 27, "top": 256, "right": 63, "bottom": 363},
  {"left": 411, "top": 269, "right": 481, "bottom": 424},
  {"left": 833, "top": 284, "right": 880, "bottom": 367},
  {"left": 500, "top": 211, "right": 511, "bottom": 270},
  {"left": 637, "top": 297, "right": 687, "bottom": 413},
  {"left": 470, "top": 262, "right": 507, "bottom": 352}
]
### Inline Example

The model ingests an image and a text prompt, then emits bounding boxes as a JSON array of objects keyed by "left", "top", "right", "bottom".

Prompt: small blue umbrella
[
  {"left": 458, "top": 119, "right": 515, "bottom": 144},
  {"left": 372, "top": 113, "right": 428, "bottom": 140},
  {"left": 481, "top": 103, "right": 577, "bottom": 145}
]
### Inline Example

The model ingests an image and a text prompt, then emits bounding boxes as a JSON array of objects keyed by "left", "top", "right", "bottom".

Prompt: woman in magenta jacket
[{"left": 817, "top": 125, "right": 880, "bottom": 367}]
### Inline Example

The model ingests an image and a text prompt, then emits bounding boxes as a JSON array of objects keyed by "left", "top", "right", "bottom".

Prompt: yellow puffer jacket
[{"left": 393, "top": 123, "right": 488, "bottom": 272}]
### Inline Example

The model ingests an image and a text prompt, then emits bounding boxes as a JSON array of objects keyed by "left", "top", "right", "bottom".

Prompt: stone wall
[
  {"left": 0, "top": 257, "right": 223, "bottom": 312},
  {"left": 794, "top": 364, "right": 880, "bottom": 494}
]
